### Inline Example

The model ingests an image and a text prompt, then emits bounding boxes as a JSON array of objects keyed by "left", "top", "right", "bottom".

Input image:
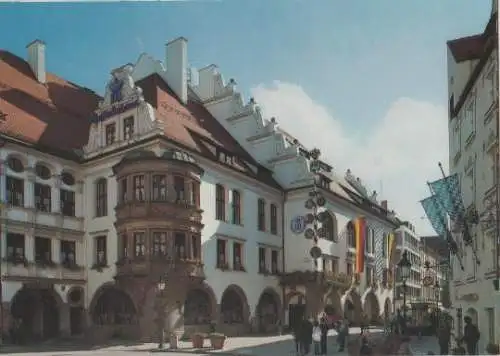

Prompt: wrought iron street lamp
[
  {"left": 397, "top": 251, "right": 411, "bottom": 324},
  {"left": 157, "top": 277, "right": 167, "bottom": 349}
]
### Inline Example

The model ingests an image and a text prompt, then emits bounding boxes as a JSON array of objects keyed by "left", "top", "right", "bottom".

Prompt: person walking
[
  {"left": 462, "top": 316, "right": 480, "bottom": 355},
  {"left": 319, "top": 316, "right": 329, "bottom": 355},
  {"left": 293, "top": 317, "right": 303, "bottom": 356},
  {"left": 337, "top": 318, "right": 349, "bottom": 352},
  {"left": 437, "top": 316, "right": 451, "bottom": 355},
  {"left": 312, "top": 321, "right": 321, "bottom": 355}
]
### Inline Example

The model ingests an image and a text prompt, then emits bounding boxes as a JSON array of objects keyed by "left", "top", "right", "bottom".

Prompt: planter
[
  {"left": 191, "top": 333, "right": 206, "bottom": 349},
  {"left": 209, "top": 333, "right": 226, "bottom": 350}
]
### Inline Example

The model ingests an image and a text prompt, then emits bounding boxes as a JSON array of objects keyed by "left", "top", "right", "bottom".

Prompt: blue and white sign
[{"left": 290, "top": 215, "right": 307, "bottom": 234}]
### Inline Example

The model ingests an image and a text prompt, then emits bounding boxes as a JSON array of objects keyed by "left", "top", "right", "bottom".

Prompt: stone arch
[
  {"left": 383, "top": 298, "right": 392, "bottom": 319},
  {"left": 323, "top": 290, "right": 342, "bottom": 317},
  {"left": 285, "top": 290, "right": 306, "bottom": 306},
  {"left": 255, "top": 287, "right": 282, "bottom": 333},
  {"left": 184, "top": 283, "right": 217, "bottom": 325},
  {"left": 220, "top": 284, "right": 250, "bottom": 324},
  {"left": 320, "top": 210, "right": 339, "bottom": 242},
  {"left": 89, "top": 283, "right": 137, "bottom": 326},
  {"left": 341, "top": 289, "right": 362, "bottom": 324},
  {"left": 465, "top": 307, "right": 478, "bottom": 325},
  {"left": 362, "top": 291, "right": 380, "bottom": 324},
  {"left": 10, "top": 285, "right": 64, "bottom": 340},
  {"left": 33, "top": 160, "right": 56, "bottom": 179}
]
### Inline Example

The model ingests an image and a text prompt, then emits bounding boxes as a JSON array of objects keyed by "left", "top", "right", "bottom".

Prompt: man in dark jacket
[
  {"left": 437, "top": 316, "right": 451, "bottom": 355},
  {"left": 319, "top": 317, "right": 329, "bottom": 355},
  {"left": 300, "top": 317, "right": 313, "bottom": 355},
  {"left": 293, "top": 318, "right": 303, "bottom": 355},
  {"left": 462, "top": 316, "right": 480, "bottom": 355}
]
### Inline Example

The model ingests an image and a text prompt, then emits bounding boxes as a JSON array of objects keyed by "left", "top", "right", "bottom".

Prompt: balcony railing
[
  {"left": 3, "top": 258, "right": 85, "bottom": 281},
  {"left": 115, "top": 256, "right": 205, "bottom": 280}
]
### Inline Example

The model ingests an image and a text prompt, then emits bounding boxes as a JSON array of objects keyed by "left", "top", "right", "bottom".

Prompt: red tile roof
[
  {"left": 447, "top": 34, "right": 486, "bottom": 63},
  {"left": 0, "top": 50, "right": 100, "bottom": 152}
]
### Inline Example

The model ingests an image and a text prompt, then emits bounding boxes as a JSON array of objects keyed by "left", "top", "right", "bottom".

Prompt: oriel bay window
[
  {"left": 60, "top": 240, "right": 76, "bottom": 267},
  {"left": 152, "top": 232, "right": 167, "bottom": 256},
  {"left": 174, "top": 232, "right": 186, "bottom": 259},
  {"left": 216, "top": 239, "right": 228, "bottom": 269},
  {"left": 34, "top": 237, "right": 52, "bottom": 265},
  {"left": 6, "top": 177, "right": 24, "bottom": 207},
  {"left": 133, "top": 232, "right": 146, "bottom": 257},
  {"left": 191, "top": 234, "right": 201, "bottom": 260},
  {"left": 95, "top": 236, "right": 107, "bottom": 267},
  {"left": 35, "top": 183, "right": 51, "bottom": 212},
  {"left": 133, "top": 175, "right": 145, "bottom": 201},
  {"left": 258, "top": 247, "right": 267, "bottom": 273},
  {"left": 60, "top": 189, "right": 75, "bottom": 217},
  {"left": 233, "top": 242, "right": 244, "bottom": 271},
  {"left": 190, "top": 181, "right": 200, "bottom": 207},
  {"left": 120, "top": 179, "right": 128, "bottom": 203},
  {"left": 6, "top": 233, "right": 25, "bottom": 263},
  {"left": 174, "top": 176, "right": 185, "bottom": 202},
  {"left": 152, "top": 175, "right": 167, "bottom": 201},
  {"left": 119, "top": 234, "right": 128, "bottom": 259}
]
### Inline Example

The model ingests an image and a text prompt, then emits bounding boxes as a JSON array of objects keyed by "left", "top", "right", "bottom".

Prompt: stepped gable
[
  {"left": 135, "top": 73, "right": 280, "bottom": 188},
  {"left": 0, "top": 50, "right": 100, "bottom": 154}
]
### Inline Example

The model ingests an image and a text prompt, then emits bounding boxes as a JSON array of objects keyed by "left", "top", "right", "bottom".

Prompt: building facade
[
  {"left": 446, "top": 2, "right": 499, "bottom": 351},
  {"left": 0, "top": 36, "right": 398, "bottom": 342}
]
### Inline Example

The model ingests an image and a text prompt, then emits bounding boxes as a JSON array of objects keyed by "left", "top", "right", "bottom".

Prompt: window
[
  {"left": 216, "top": 239, "right": 227, "bottom": 268},
  {"left": 7, "top": 156, "right": 24, "bottom": 172},
  {"left": 6, "top": 233, "right": 25, "bottom": 263},
  {"left": 486, "top": 307, "right": 495, "bottom": 344},
  {"left": 105, "top": 123, "right": 116, "bottom": 145},
  {"left": 152, "top": 232, "right": 167, "bottom": 256},
  {"left": 322, "top": 258, "right": 330, "bottom": 272},
  {"left": 382, "top": 233, "right": 387, "bottom": 258},
  {"left": 95, "top": 178, "right": 107, "bottom": 217},
  {"left": 133, "top": 175, "right": 145, "bottom": 201},
  {"left": 452, "top": 121, "right": 461, "bottom": 157},
  {"left": 233, "top": 242, "right": 244, "bottom": 271},
  {"left": 119, "top": 234, "right": 128, "bottom": 259},
  {"left": 174, "top": 233, "right": 186, "bottom": 259},
  {"left": 123, "top": 116, "right": 134, "bottom": 140},
  {"left": 61, "top": 172, "right": 75, "bottom": 186},
  {"left": 60, "top": 240, "right": 76, "bottom": 267},
  {"left": 120, "top": 179, "right": 128, "bottom": 203},
  {"left": 366, "top": 266, "right": 374, "bottom": 285},
  {"left": 232, "top": 190, "right": 241, "bottom": 225},
  {"left": 257, "top": 198, "right": 266, "bottom": 231},
  {"left": 270, "top": 203, "right": 278, "bottom": 234},
  {"left": 347, "top": 222, "right": 355, "bottom": 248},
  {"left": 332, "top": 258, "right": 339, "bottom": 274},
  {"left": 346, "top": 262, "right": 353, "bottom": 276},
  {"left": 462, "top": 100, "right": 476, "bottom": 145},
  {"left": 174, "top": 176, "right": 185, "bottom": 202},
  {"left": 271, "top": 250, "right": 279, "bottom": 274},
  {"left": 152, "top": 175, "right": 167, "bottom": 201},
  {"left": 191, "top": 235, "right": 200, "bottom": 260},
  {"left": 34, "top": 183, "right": 51, "bottom": 212},
  {"left": 320, "top": 212, "right": 338, "bottom": 242},
  {"left": 190, "top": 181, "right": 200, "bottom": 207},
  {"left": 60, "top": 189, "right": 75, "bottom": 217},
  {"left": 95, "top": 236, "right": 107, "bottom": 266},
  {"left": 35, "top": 163, "right": 51, "bottom": 180},
  {"left": 34, "top": 237, "right": 51, "bottom": 264},
  {"left": 258, "top": 247, "right": 267, "bottom": 273},
  {"left": 133, "top": 232, "right": 146, "bottom": 257},
  {"left": 215, "top": 184, "right": 225, "bottom": 221},
  {"left": 6, "top": 176, "right": 24, "bottom": 207}
]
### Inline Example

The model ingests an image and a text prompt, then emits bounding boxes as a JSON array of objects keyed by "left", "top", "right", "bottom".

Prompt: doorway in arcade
[{"left": 287, "top": 293, "right": 306, "bottom": 331}]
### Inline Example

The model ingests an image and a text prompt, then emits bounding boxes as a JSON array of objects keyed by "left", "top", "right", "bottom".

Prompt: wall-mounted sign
[{"left": 291, "top": 215, "right": 307, "bottom": 234}]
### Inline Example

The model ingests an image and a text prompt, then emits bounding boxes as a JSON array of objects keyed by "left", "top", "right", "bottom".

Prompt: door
[
  {"left": 288, "top": 304, "right": 306, "bottom": 330},
  {"left": 70, "top": 307, "right": 84, "bottom": 335}
]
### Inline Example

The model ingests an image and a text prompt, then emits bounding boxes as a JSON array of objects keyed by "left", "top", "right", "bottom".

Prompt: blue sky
[
  {"left": 0, "top": 1, "right": 490, "bottom": 134},
  {"left": 0, "top": 1, "right": 492, "bottom": 232}
]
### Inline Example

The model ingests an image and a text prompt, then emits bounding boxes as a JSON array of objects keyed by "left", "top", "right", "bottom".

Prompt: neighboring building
[
  {"left": 446, "top": 2, "right": 498, "bottom": 351},
  {"left": 0, "top": 36, "right": 398, "bottom": 342},
  {"left": 393, "top": 222, "right": 422, "bottom": 309},
  {"left": 419, "top": 236, "right": 450, "bottom": 310}
]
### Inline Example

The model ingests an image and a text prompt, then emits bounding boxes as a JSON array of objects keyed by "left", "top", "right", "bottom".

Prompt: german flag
[{"left": 353, "top": 217, "right": 366, "bottom": 273}]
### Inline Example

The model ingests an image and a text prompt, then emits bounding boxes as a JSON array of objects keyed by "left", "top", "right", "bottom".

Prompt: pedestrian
[
  {"left": 360, "top": 313, "right": 369, "bottom": 335},
  {"left": 312, "top": 321, "right": 321, "bottom": 355},
  {"left": 337, "top": 318, "right": 349, "bottom": 352},
  {"left": 293, "top": 317, "right": 303, "bottom": 356},
  {"left": 359, "top": 335, "right": 372, "bottom": 355},
  {"left": 300, "top": 317, "right": 313, "bottom": 355},
  {"left": 437, "top": 315, "right": 451, "bottom": 355},
  {"left": 462, "top": 316, "right": 480, "bottom": 355},
  {"left": 319, "top": 316, "right": 328, "bottom": 355}
]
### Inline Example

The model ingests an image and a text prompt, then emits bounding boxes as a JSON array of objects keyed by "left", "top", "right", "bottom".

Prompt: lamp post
[
  {"left": 397, "top": 251, "right": 411, "bottom": 325},
  {"left": 157, "top": 277, "right": 167, "bottom": 349}
]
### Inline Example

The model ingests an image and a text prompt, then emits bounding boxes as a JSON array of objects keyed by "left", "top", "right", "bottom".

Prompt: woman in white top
[{"left": 312, "top": 321, "right": 322, "bottom": 355}]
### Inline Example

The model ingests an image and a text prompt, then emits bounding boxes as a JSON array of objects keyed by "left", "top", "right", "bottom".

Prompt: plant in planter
[
  {"left": 191, "top": 332, "right": 206, "bottom": 349},
  {"left": 486, "top": 343, "right": 500, "bottom": 355},
  {"left": 209, "top": 332, "right": 226, "bottom": 350}
]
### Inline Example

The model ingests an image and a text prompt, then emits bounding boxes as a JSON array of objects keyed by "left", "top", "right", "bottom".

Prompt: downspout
[{"left": 281, "top": 190, "right": 287, "bottom": 331}]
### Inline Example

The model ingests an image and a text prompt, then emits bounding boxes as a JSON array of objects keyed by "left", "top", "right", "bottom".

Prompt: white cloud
[{"left": 251, "top": 81, "right": 449, "bottom": 235}]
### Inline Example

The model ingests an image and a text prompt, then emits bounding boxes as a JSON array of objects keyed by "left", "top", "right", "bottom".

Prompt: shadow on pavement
[{"left": 0, "top": 338, "right": 143, "bottom": 354}]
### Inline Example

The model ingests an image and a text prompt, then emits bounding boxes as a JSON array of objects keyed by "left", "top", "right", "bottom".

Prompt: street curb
[{"left": 151, "top": 348, "right": 253, "bottom": 355}]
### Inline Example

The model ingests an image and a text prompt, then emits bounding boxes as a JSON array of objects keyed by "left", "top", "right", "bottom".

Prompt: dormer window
[
  {"left": 105, "top": 123, "right": 116, "bottom": 145},
  {"left": 123, "top": 117, "right": 134, "bottom": 140}
]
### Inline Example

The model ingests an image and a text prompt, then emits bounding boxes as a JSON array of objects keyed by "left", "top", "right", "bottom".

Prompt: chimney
[
  {"left": 27, "top": 39, "right": 46, "bottom": 84},
  {"left": 165, "top": 37, "right": 188, "bottom": 104},
  {"left": 381, "top": 200, "right": 388, "bottom": 210}
]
